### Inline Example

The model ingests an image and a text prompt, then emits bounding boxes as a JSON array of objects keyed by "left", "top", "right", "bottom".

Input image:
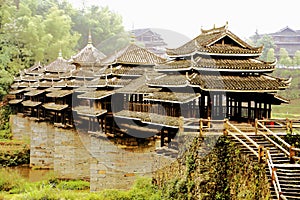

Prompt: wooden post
[
  {"left": 290, "top": 146, "right": 295, "bottom": 164},
  {"left": 207, "top": 117, "right": 211, "bottom": 129},
  {"left": 265, "top": 148, "right": 269, "bottom": 164},
  {"left": 286, "top": 118, "right": 289, "bottom": 132},
  {"left": 223, "top": 119, "right": 228, "bottom": 136},
  {"left": 289, "top": 120, "right": 293, "bottom": 134},
  {"left": 199, "top": 118, "right": 203, "bottom": 137},
  {"left": 258, "top": 145, "right": 264, "bottom": 163},
  {"left": 271, "top": 168, "right": 277, "bottom": 183},
  {"left": 255, "top": 118, "right": 258, "bottom": 135},
  {"left": 179, "top": 116, "right": 184, "bottom": 135}
]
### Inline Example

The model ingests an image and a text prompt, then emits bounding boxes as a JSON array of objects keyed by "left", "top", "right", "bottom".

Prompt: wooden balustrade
[{"left": 256, "top": 120, "right": 300, "bottom": 162}]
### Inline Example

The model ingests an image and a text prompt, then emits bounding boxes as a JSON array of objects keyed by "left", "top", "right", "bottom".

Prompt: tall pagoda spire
[
  {"left": 88, "top": 29, "right": 93, "bottom": 45},
  {"left": 58, "top": 49, "right": 63, "bottom": 58}
]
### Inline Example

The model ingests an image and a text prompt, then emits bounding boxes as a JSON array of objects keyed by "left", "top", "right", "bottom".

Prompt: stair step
[{"left": 276, "top": 171, "right": 300, "bottom": 176}]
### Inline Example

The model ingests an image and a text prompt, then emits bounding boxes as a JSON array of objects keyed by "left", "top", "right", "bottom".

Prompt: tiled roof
[
  {"left": 94, "top": 67, "right": 111, "bottom": 77},
  {"left": 45, "top": 56, "right": 75, "bottom": 73},
  {"left": 146, "top": 74, "right": 188, "bottom": 87},
  {"left": 24, "top": 62, "right": 45, "bottom": 75},
  {"left": 71, "top": 43, "right": 106, "bottom": 65},
  {"left": 144, "top": 92, "right": 200, "bottom": 103},
  {"left": 166, "top": 24, "right": 262, "bottom": 57},
  {"left": 85, "top": 78, "right": 107, "bottom": 88},
  {"left": 42, "top": 73, "right": 61, "bottom": 80},
  {"left": 24, "top": 90, "right": 45, "bottom": 97},
  {"left": 8, "top": 99, "right": 23, "bottom": 104},
  {"left": 154, "top": 59, "right": 191, "bottom": 71},
  {"left": 102, "top": 44, "right": 165, "bottom": 65},
  {"left": 43, "top": 102, "right": 68, "bottom": 111},
  {"left": 33, "top": 81, "right": 54, "bottom": 88},
  {"left": 112, "top": 66, "right": 146, "bottom": 76},
  {"left": 45, "top": 87, "right": 61, "bottom": 92},
  {"left": 73, "top": 106, "right": 107, "bottom": 117},
  {"left": 46, "top": 90, "right": 73, "bottom": 98},
  {"left": 77, "top": 90, "right": 114, "bottom": 99},
  {"left": 9, "top": 89, "right": 25, "bottom": 95},
  {"left": 197, "top": 45, "right": 262, "bottom": 55},
  {"left": 74, "top": 87, "right": 95, "bottom": 93},
  {"left": 107, "top": 78, "right": 132, "bottom": 87},
  {"left": 116, "top": 76, "right": 161, "bottom": 94},
  {"left": 11, "top": 82, "right": 29, "bottom": 89},
  {"left": 194, "top": 57, "right": 276, "bottom": 71},
  {"left": 22, "top": 100, "right": 42, "bottom": 107},
  {"left": 71, "top": 69, "right": 95, "bottom": 78},
  {"left": 190, "top": 74, "right": 290, "bottom": 91}
]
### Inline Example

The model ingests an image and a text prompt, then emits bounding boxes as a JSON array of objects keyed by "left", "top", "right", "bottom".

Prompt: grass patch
[
  {"left": 272, "top": 98, "right": 300, "bottom": 119},
  {"left": 0, "top": 170, "right": 162, "bottom": 200}
]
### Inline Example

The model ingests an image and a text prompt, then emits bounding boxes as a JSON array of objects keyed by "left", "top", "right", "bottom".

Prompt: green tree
[
  {"left": 0, "top": 0, "right": 80, "bottom": 98},
  {"left": 279, "top": 48, "right": 292, "bottom": 66},
  {"left": 258, "top": 35, "right": 275, "bottom": 61},
  {"left": 266, "top": 48, "right": 275, "bottom": 62},
  {"left": 293, "top": 50, "right": 300, "bottom": 66},
  {"left": 71, "top": 5, "right": 125, "bottom": 50},
  {"left": 252, "top": 35, "right": 275, "bottom": 61}
]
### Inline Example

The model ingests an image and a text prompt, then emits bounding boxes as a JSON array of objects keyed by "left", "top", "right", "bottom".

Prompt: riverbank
[
  {"left": 0, "top": 169, "right": 161, "bottom": 200},
  {"left": 0, "top": 140, "right": 29, "bottom": 167}
]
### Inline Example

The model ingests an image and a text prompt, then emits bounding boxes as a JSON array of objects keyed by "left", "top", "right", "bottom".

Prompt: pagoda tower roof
[
  {"left": 45, "top": 52, "right": 76, "bottom": 73},
  {"left": 166, "top": 23, "right": 263, "bottom": 57},
  {"left": 70, "top": 33, "right": 106, "bottom": 66},
  {"left": 102, "top": 43, "right": 166, "bottom": 65}
]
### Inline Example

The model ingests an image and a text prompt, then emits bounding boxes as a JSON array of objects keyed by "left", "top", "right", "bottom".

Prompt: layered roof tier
[
  {"left": 166, "top": 24, "right": 262, "bottom": 57},
  {"left": 70, "top": 35, "right": 106, "bottom": 67},
  {"left": 145, "top": 73, "right": 290, "bottom": 92},
  {"left": 103, "top": 43, "right": 166, "bottom": 65}
]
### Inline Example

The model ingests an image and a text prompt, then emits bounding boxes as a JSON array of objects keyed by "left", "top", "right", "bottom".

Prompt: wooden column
[
  {"left": 207, "top": 94, "right": 211, "bottom": 119},
  {"left": 200, "top": 94, "right": 205, "bottom": 118},
  {"left": 263, "top": 102, "right": 268, "bottom": 119},
  {"left": 248, "top": 100, "right": 251, "bottom": 120},
  {"left": 225, "top": 95, "right": 229, "bottom": 118},
  {"left": 268, "top": 103, "right": 271, "bottom": 119},
  {"left": 237, "top": 100, "right": 242, "bottom": 119},
  {"left": 254, "top": 101, "right": 258, "bottom": 119},
  {"left": 259, "top": 102, "right": 262, "bottom": 119}
]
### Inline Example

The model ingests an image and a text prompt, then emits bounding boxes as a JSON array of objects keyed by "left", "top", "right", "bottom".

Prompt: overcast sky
[{"left": 68, "top": 0, "right": 300, "bottom": 41}]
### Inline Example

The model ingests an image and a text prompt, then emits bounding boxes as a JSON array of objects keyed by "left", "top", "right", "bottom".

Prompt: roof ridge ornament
[
  {"left": 88, "top": 29, "right": 92, "bottom": 45},
  {"left": 225, "top": 21, "right": 229, "bottom": 31},
  {"left": 58, "top": 49, "right": 63, "bottom": 59}
]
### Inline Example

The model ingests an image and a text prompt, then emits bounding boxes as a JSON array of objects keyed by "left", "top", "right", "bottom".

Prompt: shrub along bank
[
  {"left": 154, "top": 136, "right": 270, "bottom": 200},
  {"left": 0, "top": 140, "right": 30, "bottom": 167}
]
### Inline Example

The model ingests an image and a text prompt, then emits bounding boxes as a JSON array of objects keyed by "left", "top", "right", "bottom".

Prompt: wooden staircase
[{"left": 227, "top": 121, "right": 300, "bottom": 200}]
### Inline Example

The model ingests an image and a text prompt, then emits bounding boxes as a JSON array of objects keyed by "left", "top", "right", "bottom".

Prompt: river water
[{"left": 4, "top": 166, "right": 53, "bottom": 182}]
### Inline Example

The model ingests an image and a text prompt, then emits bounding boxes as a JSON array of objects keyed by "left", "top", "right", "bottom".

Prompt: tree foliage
[
  {"left": 279, "top": 48, "right": 292, "bottom": 66},
  {"left": 71, "top": 5, "right": 125, "bottom": 50},
  {"left": 293, "top": 50, "right": 300, "bottom": 66},
  {"left": 266, "top": 48, "right": 275, "bottom": 62},
  {"left": 254, "top": 35, "right": 275, "bottom": 61},
  {"left": 0, "top": 0, "right": 125, "bottom": 98}
]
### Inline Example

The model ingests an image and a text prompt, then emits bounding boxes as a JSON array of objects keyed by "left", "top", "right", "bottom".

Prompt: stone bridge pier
[{"left": 10, "top": 114, "right": 174, "bottom": 190}]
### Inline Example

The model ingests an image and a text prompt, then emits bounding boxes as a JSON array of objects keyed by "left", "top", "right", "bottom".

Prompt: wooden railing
[
  {"left": 256, "top": 121, "right": 300, "bottom": 163},
  {"left": 265, "top": 149, "right": 287, "bottom": 200},
  {"left": 257, "top": 118, "right": 300, "bottom": 134},
  {"left": 224, "top": 120, "right": 264, "bottom": 161}
]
